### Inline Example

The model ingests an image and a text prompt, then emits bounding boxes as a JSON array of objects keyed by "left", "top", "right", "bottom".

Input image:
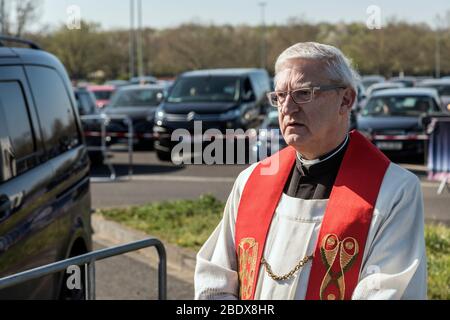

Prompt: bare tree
[
  {"left": 15, "top": 0, "right": 42, "bottom": 37},
  {"left": 0, "top": 0, "right": 10, "bottom": 34},
  {"left": 0, "top": 0, "right": 42, "bottom": 36}
]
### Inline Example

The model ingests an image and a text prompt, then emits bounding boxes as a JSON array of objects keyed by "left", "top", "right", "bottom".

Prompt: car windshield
[
  {"left": 419, "top": 84, "right": 450, "bottom": 96},
  {"left": 362, "top": 95, "right": 436, "bottom": 116},
  {"left": 93, "top": 90, "right": 113, "bottom": 100},
  {"left": 109, "top": 88, "right": 162, "bottom": 107},
  {"left": 167, "top": 76, "right": 240, "bottom": 103}
]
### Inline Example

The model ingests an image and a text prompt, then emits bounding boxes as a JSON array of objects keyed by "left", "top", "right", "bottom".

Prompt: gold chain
[{"left": 261, "top": 254, "right": 314, "bottom": 281}]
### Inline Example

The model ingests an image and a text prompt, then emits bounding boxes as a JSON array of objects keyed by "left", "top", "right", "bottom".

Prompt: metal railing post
[
  {"left": 127, "top": 117, "right": 134, "bottom": 180},
  {"left": 85, "top": 260, "right": 96, "bottom": 300},
  {"left": 155, "top": 241, "right": 167, "bottom": 300}
]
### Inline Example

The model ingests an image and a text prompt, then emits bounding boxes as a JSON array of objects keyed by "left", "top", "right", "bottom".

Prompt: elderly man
[{"left": 194, "top": 42, "right": 427, "bottom": 300}]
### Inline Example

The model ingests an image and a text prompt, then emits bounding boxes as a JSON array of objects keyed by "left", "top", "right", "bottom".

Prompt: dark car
[
  {"left": 357, "top": 88, "right": 443, "bottom": 158},
  {"left": 0, "top": 36, "right": 92, "bottom": 299},
  {"left": 74, "top": 87, "right": 105, "bottom": 165},
  {"left": 102, "top": 84, "right": 165, "bottom": 149},
  {"left": 74, "top": 87, "right": 97, "bottom": 116},
  {"left": 416, "top": 78, "right": 450, "bottom": 112},
  {"left": 153, "top": 68, "right": 271, "bottom": 162}
]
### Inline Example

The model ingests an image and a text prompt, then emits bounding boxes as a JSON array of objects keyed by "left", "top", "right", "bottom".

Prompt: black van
[
  {"left": 153, "top": 68, "right": 271, "bottom": 161},
  {"left": 0, "top": 36, "right": 92, "bottom": 299}
]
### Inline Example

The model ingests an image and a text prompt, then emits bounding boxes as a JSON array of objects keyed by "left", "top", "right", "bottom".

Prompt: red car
[{"left": 87, "top": 84, "right": 116, "bottom": 108}]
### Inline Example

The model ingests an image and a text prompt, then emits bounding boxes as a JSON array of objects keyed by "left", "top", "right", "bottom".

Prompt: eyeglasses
[{"left": 267, "top": 85, "right": 347, "bottom": 107}]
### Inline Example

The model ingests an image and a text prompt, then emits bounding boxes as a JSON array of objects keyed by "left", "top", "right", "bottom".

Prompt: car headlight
[{"left": 154, "top": 110, "right": 165, "bottom": 121}]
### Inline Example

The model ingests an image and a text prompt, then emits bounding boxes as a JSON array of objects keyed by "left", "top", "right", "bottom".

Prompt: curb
[{"left": 91, "top": 214, "right": 197, "bottom": 284}]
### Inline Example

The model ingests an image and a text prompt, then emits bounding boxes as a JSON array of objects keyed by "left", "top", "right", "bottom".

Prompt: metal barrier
[
  {"left": 80, "top": 114, "right": 134, "bottom": 182},
  {"left": 0, "top": 238, "right": 166, "bottom": 300}
]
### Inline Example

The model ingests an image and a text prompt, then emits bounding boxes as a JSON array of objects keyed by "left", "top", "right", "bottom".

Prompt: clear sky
[{"left": 35, "top": 0, "right": 449, "bottom": 31}]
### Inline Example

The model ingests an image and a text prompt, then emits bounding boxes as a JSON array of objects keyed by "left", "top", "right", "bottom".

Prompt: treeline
[{"left": 26, "top": 19, "right": 450, "bottom": 81}]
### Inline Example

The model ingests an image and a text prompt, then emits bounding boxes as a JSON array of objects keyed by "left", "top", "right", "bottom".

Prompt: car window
[
  {"left": 363, "top": 96, "right": 437, "bottom": 116},
  {"left": 93, "top": 90, "right": 113, "bottom": 100},
  {"left": 26, "top": 66, "right": 80, "bottom": 159},
  {"left": 0, "top": 81, "right": 36, "bottom": 181},
  {"left": 109, "top": 88, "right": 163, "bottom": 107},
  {"left": 168, "top": 76, "right": 240, "bottom": 103},
  {"left": 241, "top": 77, "right": 255, "bottom": 101}
]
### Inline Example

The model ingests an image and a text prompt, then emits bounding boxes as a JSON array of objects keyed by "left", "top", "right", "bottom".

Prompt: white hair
[{"left": 274, "top": 42, "right": 360, "bottom": 93}]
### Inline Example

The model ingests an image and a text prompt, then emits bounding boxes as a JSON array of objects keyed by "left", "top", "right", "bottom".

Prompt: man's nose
[{"left": 280, "top": 94, "right": 299, "bottom": 116}]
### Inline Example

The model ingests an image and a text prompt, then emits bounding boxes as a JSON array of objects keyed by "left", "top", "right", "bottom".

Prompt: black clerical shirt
[{"left": 283, "top": 136, "right": 349, "bottom": 200}]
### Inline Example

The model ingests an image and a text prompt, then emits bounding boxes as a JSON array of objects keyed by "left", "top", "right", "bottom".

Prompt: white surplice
[{"left": 194, "top": 161, "right": 428, "bottom": 300}]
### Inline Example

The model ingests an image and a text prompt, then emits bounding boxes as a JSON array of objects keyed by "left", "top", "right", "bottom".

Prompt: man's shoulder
[
  {"left": 375, "top": 162, "right": 422, "bottom": 216},
  {"left": 384, "top": 162, "right": 421, "bottom": 188}
]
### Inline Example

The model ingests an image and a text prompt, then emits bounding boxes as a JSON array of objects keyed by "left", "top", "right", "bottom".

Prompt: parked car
[
  {"left": 351, "top": 81, "right": 368, "bottom": 130},
  {"left": 416, "top": 78, "right": 450, "bottom": 112},
  {"left": 389, "top": 76, "right": 417, "bottom": 87},
  {"left": 153, "top": 68, "right": 271, "bottom": 162},
  {"left": 357, "top": 88, "right": 443, "bottom": 158},
  {"left": 104, "top": 79, "right": 129, "bottom": 87},
  {"left": 101, "top": 84, "right": 166, "bottom": 149},
  {"left": 361, "top": 75, "right": 385, "bottom": 90},
  {"left": 74, "top": 87, "right": 97, "bottom": 116},
  {"left": 129, "top": 75, "right": 158, "bottom": 85},
  {"left": 74, "top": 87, "right": 105, "bottom": 165},
  {"left": 0, "top": 36, "right": 92, "bottom": 299},
  {"left": 366, "top": 82, "right": 405, "bottom": 96},
  {"left": 86, "top": 84, "right": 116, "bottom": 109}
]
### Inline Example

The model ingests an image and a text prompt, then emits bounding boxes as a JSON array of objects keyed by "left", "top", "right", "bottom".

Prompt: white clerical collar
[{"left": 296, "top": 134, "right": 349, "bottom": 166}]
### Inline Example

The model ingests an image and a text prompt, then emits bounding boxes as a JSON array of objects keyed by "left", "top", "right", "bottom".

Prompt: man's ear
[{"left": 339, "top": 88, "right": 356, "bottom": 115}]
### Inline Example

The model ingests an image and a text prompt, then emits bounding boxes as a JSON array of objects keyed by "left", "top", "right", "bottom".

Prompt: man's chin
[{"left": 284, "top": 133, "right": 310, "bottom": 148}]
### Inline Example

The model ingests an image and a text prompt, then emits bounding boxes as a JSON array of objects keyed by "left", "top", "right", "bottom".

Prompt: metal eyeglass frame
[{"left": 267, "top": 84, "right": 347, "bottom": 107}]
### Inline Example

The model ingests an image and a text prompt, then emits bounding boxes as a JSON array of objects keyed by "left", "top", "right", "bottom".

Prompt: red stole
[{"left": 235, "top": 130, "right": 390, "bottom": 300}]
